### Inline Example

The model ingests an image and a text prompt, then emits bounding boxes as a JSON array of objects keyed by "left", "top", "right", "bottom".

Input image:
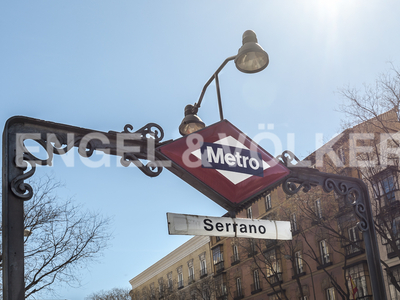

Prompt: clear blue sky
[{"left": 1, "top": 1, "right": 400, "bottom": 299}]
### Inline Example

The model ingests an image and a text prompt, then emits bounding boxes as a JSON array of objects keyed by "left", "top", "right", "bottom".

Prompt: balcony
[
  {"left": 200, "top": 267, "right": 207, "bottom": 278},
  {"left": 177, "top": 280, "right": 184, "bottom": 290},
  {"left": 291, "top": 267, "right": 306, "bottom": 279},
  {"left": 344, "top": 241, "right": 364, "bottom": 259},
  {"left": 216, "top": 284, "right": 228, "bottom": 300},
  {"left": 251, "top": 281, "right": 263, "bottom": 294},
  {"left": 268, "top": 272, "right": 283, "bottom": 286},
  {"left": 386, "top": 239, "right": 400, "bottom": 259},
  {"left": 233, "top": 290, "right": 244, "bottom": 300},
  {"left": 188, "top": 274, "right": 195, "bottom": 285},
  {"left": 317, "top": 254, "right": 333, "bottom": 270},
  {"left": 356, "top": 296, "right": 372, "bottom": 300},
  {"left": 265, "top": 239, "right": 278, "bottom": 249},
  {"left": 248, "top": 248, "right": 258, "bottom": 257},
  {"left": 215, "top": 261, "right": 225, "bottom": 273},
  {"left": 231, "top": 254, "right": 240, "bottom": 266}
]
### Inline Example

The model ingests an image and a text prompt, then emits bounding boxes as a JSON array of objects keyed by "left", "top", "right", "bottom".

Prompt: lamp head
[
  {"left": 179, "top": 104, "right": 206, "bottom": 136},
  {"left": 235, "top": 30, "right": 269, "bottom": 74}
]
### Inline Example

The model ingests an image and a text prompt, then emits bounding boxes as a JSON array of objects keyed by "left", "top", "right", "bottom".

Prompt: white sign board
[{"left": 167, "top": 213, "right": 292, "bottom": 240}]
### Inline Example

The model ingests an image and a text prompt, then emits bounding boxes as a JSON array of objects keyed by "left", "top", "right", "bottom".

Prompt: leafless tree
[
  {"left": 85, "top": 287, "right": 131, "bottom": 300},
  {"left": 190, "top": 275, "right": 219, "bottom": 300},
  {"left": 1, "top": 175, "right": 112, "bottom": 299},
  {"left": 294, "top": 189, "right": 359, "bottom": 300},
  {"left": 337, "top": 65, "right": 400, "bottom": 295}
]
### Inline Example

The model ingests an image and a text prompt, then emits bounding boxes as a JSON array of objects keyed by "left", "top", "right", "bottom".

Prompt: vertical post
[
  {"left": 360, "top": 184, "right": 388, "bottom": 300},
  {"left": 2, "top": 121, "right": 25, "bottom": 300}
]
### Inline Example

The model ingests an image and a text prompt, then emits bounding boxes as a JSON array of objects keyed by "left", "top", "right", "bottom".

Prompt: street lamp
[
  {"left": 179, "top": 30, "right": 269, "bottom": 136},
  {"left": 284, "top": 254, "right": 316, "bottom": 300}
]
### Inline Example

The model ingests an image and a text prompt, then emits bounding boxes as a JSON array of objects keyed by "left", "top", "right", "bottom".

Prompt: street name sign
[
  {"left": 157, "top": 120, "right": 291, "bottom": 212},
  {"left": 167, "top": 213, "right": 292, "bottom": 240}
]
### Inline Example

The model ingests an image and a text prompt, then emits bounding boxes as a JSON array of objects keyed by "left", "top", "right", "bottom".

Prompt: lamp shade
[
  {"left": 235, "top": 30, "right": 269, "bottom": 74},
  {"left": 179, "top": 105, "right": 206, "bottom": 136}
]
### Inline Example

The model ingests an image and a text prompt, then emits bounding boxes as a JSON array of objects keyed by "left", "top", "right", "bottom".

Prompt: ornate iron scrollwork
[
  {"left": 322, "top": 178, "right": 368, "bottom": 231},
  {"left": 276, "top": 150, "right": 301, "bottom": 167},
  {"left": 122, "top": 123, "right": 164, "bottom": 143},
  {"left": 282, "top": 177, "right": 316, "bottom": 195},
  {"left": 7, "top": 118, "right": 167, "bottom": 200},
  {"left": 278, "top": 150, "right": 370, "bottom": 232}
]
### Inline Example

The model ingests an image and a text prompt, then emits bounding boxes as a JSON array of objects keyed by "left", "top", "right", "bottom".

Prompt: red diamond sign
[{"left": 156, "top": 120, "right": 291, "bottom": 212}]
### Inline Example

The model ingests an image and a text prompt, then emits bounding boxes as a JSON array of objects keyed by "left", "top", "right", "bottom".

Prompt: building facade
[
  {"left": 129, "top": 236, "right": 215, "bottom": 300},
  {"left": 129, "top": 109, "right": 400, "bottom": 300}
]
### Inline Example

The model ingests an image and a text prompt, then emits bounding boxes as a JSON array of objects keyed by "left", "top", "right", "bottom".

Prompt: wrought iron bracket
[
  {"left": 2, "top": 116, "right": 169, "bottom": 300},
  {"left": 277, "top": 151, "right": 387, "bottom": 300}
]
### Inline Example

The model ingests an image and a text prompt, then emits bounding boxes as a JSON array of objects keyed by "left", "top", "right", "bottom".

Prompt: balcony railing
[
  {"left": 231, "top": 254, "right": 240, "bottom": 265},
  {"left": 291, "top": 267, "right": 306, "bottom": 279},
  {"left": 177, "top": 280, "right": 184, "bottom": 289},
  {"left": 251, "top": 281, "right": 263, "bottom": 294},
  {"left": 356, "top": 296, "right": 372, "bottom": 300},
  {"left": 344, "top": 241, "right": 364, "bottom": 258},
  {"left": 248, "top": 248, "right": 258, "bottom": 257},
  {"left": 200, "top": 267, "right": 207, "bottom": 278},
  {"left": 216, "top": 284, "right": 228, "bottom": 300},
  {"left": 268, "top": 272, "right": 283, "bottom": 286},
  {"left": 188, "top": 274, "right": 195, "bottom": 284},
  {"left": 386, "top": 238, "right": 400, "bottom": 259},
  {"left": 215, "top": 261, "right": 225, "bottom": 273},
  {"left": 265, "top": 239, "right": 277, "bottom": 249},
  {"left": 233, "top": 290, "right": 244, "bottom": 300}
]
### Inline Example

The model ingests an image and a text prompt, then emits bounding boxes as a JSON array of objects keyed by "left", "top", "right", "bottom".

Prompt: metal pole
[
  {"left": 2, "top": 118, "right": 25, "bottom": 300},
  {"left": 2, "top": 116, "right": 167, "bottom": 299}
]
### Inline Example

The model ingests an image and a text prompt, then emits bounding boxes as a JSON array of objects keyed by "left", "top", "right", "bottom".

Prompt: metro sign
[{"left": 157, "top": 120, "right": 291, "bottom": 212}]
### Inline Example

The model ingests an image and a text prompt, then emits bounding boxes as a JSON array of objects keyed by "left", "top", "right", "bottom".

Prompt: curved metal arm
[
  {"left": 278, "top": 152, "right": 387, "bottom": 300},
  {"left": 194, "top": 55, "right": 237, "bottom": 121}
]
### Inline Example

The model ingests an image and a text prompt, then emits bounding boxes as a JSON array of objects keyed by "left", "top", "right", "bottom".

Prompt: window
[
  {"left": 253, "top": 269, "right": 261, "bottom": 291},
  {"left": 373, "top": 171, "right": 398, "bottom": 203},
  {"left": 388, "top": 265, "right": 400, "bottom": 300},
  {"left": 158, "top": 278, "right": 164, "bottom": 295},
  {"left": 167, "top": 272, "right": 173, "bottom": 291},
  {"left": 188, "top": 265, "right": 195, "bottom": 283},
  {"left": 347, "top": 264, "right": 369, "bottom": 299},
  {"left": 150, "top": 283, "right": 155, "bottom": 297},
  {"left": 213, "top": 246, "right": 224, "bottom": 272},
  {"left": 347, "top": 225, "right": 361, "bottom": 254},
  {"left": 315, "top": 199, "right": 322, "bottom": 219},
  {"left": 386, "top": 216, "right": 400, "bottom": 257},
  {"left": 319, "top": 240, "right": 330, "bottom": 264},
  {"left": 295, "top": 251, "right": 304, "bottom": 274},
  {"left": 249, "top": 239, "right": 257, "bottom": 256},
  {"left": 247, "top": 206, "right": 253, "bottom": 219},
  {"left": 265, "top": 193, "right": 272, "bottom": 210},
  {"left": 236, "top": 277, "right": 242, "bottom": 297},
  {"left": 265, "top": 249, "right": 281, "bottom": 277},
  {"left": 326, "top": 287, "right": 335, "bottom": 300},
  {"left": 232, "top": 245, "right": 239, "bottom": 263},
  {"left": 291, "top": 213, "right": 298, "bottom": 232},
  {"left": 200, "top": 259, "right": 207, "bottom": 277},
  {"left": 177, "top": 267, "right": 184, "bottom": 289},
  {"left": 338, "top": 147, "right": 346, "bottom": 165},
  {"left": 213, "top": 246, "right": 223, "bottom": 264}
]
